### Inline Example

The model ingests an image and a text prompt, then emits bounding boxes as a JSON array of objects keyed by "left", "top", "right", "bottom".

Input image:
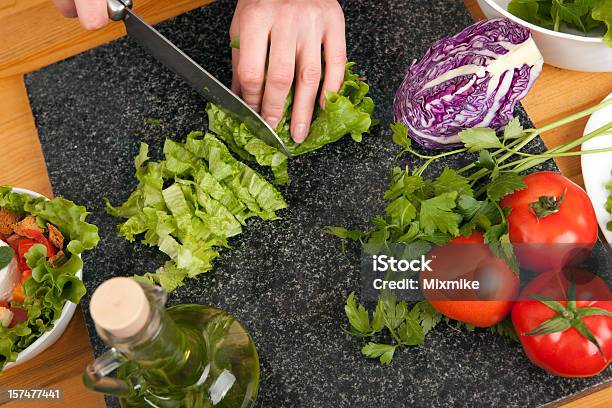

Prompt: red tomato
[
  {"left": 420, "top": 231, "right": 520, "bottom": 327},
  {"left": 17, "top": 239, "right": 37, "bottom": 272},
  {"left": 512, "top": 268, "right": 612, "bottom": 377},
  {"left": 8, "top": 307, "right": 27, "bottom": 327},
  {"left": 32, "top": 234, "right": 55, "bottom": 258},
  {"left": 0, "top": 301, "right": 8, "bottom": 308},
  {"left": 15, "top": 235, "right": 55, "bottom": 272},
  {"left": 500, "top": 172, "right": 597, "bottom": 273}
]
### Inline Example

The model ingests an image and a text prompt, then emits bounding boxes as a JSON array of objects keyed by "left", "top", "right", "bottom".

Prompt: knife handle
[{"left": 107, "top": 0, "right": 133, "bottom": 21}]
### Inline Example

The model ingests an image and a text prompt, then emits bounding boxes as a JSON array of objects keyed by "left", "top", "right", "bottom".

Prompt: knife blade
[{"left": 107, "top": 0, "right": 291, "bottom": 157}]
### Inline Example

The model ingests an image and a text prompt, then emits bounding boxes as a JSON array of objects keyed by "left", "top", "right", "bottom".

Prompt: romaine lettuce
[
  {"left": 207, "top": 63, "right": 376, "bottom": 185},
  {"left": 106, "top": 133, "right": 288, "bottom": 292}
]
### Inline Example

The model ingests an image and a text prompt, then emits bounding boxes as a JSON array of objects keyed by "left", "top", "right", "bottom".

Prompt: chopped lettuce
[
  {"left": 108, "top": 63, "right": 375, "bottom": 291},
  {"left": 0, "top": 187, "right": 99, "bottom": 370},
  {"left": 106, "top": 134, "right": 288, "bottom": 292},
  {"left": 207, "top": 63, "right": 376, "bottom": 185}
]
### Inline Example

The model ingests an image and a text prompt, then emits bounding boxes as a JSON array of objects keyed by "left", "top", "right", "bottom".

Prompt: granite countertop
[{"left": 24, "top": 0, "right": 611, "bottom": 406}]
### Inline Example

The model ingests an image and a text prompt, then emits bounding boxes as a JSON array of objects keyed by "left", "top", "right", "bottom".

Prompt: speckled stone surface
[{"left": 24, "top": 0, "right": 610, "bottom": 406}]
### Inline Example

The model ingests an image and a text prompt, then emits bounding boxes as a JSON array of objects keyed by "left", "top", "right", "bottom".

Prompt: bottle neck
[{"left": 96, "top": 291, "right": 205, "bottom": 388}]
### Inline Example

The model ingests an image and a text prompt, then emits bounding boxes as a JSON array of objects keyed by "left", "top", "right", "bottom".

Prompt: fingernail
[
  {"left": 293, "top": 123, "right": 308, "bottom": 143},
  {"left": 265, "top": 116, "right": 279, "bottom": 129}
]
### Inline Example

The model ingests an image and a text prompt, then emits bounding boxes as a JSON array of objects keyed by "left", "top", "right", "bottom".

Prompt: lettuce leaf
[
  {"left": 593, "top": 0, "right": 612, "bottom": 47},
  {"left": 106, "top": 134, "right": 288, "bottom": 293},
  {"left": 0, "top": 188, "right": 98, "bottom": 370},
  {"left": 108, "top": 63, "right": 374, "bottom": 291},
  {"left": 207, "top": 63, "right": 376, "bottom": 185},
  {"left": 24, "top": 198, "right": 99, "bottom": 251}
]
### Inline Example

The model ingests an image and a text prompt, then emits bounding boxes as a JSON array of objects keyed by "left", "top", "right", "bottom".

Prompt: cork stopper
[{"left": 90, "top": 277, "right": 150, "bottom": 338}]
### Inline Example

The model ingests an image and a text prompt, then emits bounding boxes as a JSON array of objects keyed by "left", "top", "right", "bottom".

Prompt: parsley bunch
[
  {"left": 327, "top": 161, "right": 523, "bottom": 364},
  {"left": 328, "top": 98, "right": 612, "bottom": 365}
]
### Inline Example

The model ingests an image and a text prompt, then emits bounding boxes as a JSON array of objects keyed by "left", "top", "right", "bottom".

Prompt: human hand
[
  {"left": 230, "top": 0, "right": 347, "bottom": 143},
  {"left": 52, "top": 0, "right": 108, "bottom": 30}
]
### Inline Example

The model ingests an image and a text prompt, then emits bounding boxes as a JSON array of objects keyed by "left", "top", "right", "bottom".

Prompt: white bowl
[
  {"left": 3, "top": 187, "right": 81, "bottom": 370},
  {"left": 478, "top": 0, "right": 612, "bottom": 72},
  {"left": 581, "top": 93, "right": 612, "bottom": 243}
]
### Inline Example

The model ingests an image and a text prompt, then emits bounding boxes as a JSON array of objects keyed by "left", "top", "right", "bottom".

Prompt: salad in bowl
[{"left": 0, "top": 187, "right": 98, "bottom": 370}]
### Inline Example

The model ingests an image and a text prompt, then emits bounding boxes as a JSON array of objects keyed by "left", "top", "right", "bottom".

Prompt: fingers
[
  {"left": 320, "top": 8, "right": 347, "bottom": 107},
  {"left": 230, "top": 13, "right": 241, "bottom": 94},
  {"left": 260, "top": 24, "right": 297, "bottom": 130},
  {"left": 52, "top": 0, "right": 78, "bottom": 18},
  {"left": 52, "top": 0, "right": 107, "bottom": 30},
  {"left": 291, "top": 36, "right": 322, "bottom": 143},
  {"left": 231, "top": 48, "right": 241, "bottom": 95},
  {"left": 230, "top": 0, "right": 347, "bottom": 142},
  {"left": 74, "top": 0, "right": 108, "bottom": 30},
  {"left": 237, "top": 9, "right": 272, "bottom": 112}
]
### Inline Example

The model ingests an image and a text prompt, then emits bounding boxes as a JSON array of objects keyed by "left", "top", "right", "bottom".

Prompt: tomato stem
[
  {"left": 528, "top": 188, "right": 567, "bottom": 219},
  {"left": 525, "top": 272, "right": 608, "bottom": 360}
]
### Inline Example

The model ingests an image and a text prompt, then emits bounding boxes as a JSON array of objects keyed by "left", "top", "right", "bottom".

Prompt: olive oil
[{"left": 83, "top": 278, "right": 259, "bottom": 408}]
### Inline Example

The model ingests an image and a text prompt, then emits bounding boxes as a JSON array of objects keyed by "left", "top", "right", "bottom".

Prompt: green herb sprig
[
  {"left": 395, "top": 98, "right": 612, "bottom": 190},
  {"left": 327, "top": 154, "right": 525, "bottom": 364},
  {"left": 328, "top": 98, "right": 612, "bottom": 365}
]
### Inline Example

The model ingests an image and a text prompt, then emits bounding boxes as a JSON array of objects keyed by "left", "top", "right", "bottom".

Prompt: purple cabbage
[{"left": 393, "top": 18, "right": 543, "bottom": 149}]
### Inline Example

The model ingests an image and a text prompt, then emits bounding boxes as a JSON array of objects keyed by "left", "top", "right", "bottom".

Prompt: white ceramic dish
[
  {"left": 581, "top": 93, "right": 612, "bottom": 243},
  {"left": 478, "top": 0, "right": 612, "bottom": 72},
  {"left": 2, "top": 187, "right": 81, "bottom": 369}
]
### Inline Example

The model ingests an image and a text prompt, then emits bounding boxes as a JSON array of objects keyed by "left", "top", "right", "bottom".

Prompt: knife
[{"left": 106, "top": 0, "right": 291, "bottom": 157}]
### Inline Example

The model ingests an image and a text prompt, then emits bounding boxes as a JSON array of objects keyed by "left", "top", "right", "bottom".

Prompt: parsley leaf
[
  {"left": 484, "top": 224, "right": 520, "bottom": 274},
  {"left": 456, "top": 195, "right": 482, "bottom": 219},
  {"left": 398, "top": 319, "right": 425, "bottom": 346},
  {"left": 382, "top": 296, "right": 408, "bottom": 330},
  {"left": 324, "top": 226, "right": 363, "bottom": 241},
  {"left": 477, "top": 150, "right": 497, "bottom": 171},
  {"left": 486, "top": 172, "right": 527, "bottom": 201},
  {"left": 371, "top": 300, "right": 386, "bottom": 333},
  {"left": 489, "top": 318, "right": 519, "bottom": 342},
  {"left": 419, "top": 191, "right": 461, "bottom": 236},
  {"left": 459, "top": 127, "right": 502, "bottom": 152},
  {"left": 384, "top": 167, "right": 425, "bottom": 201},
  {"left": 432, "top": 167, "right": 474, "bottom": 197},
  {"left": 361, "top": 342, "right": 397, "bottom": 365},
  {"left": 385, "top": 197, "right": 417, "bottom": 228},
  {"left": 409, "top": 301, "right": 443, "bottom": 335},
  {"left": 324, "top": 226, "right": 364, "bottom": 253},
  {"left": 503, "top": 117, "right": 524, "bottom": 140},
  {"left": 344, "top": 292, "right": 372, "bottom": 334},
  {"left": 391, "top": 122, "right": 411, "bottom": 149}
]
